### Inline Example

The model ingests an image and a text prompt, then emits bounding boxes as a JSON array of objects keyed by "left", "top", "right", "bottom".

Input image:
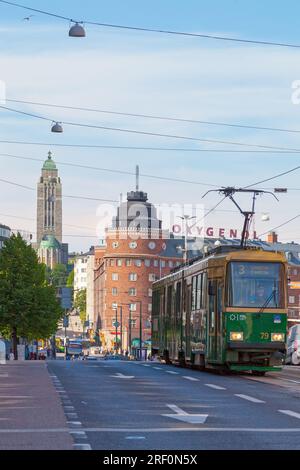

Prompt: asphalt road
[{"left": 47, "top": 360, "right": 300, "bottom": 450}]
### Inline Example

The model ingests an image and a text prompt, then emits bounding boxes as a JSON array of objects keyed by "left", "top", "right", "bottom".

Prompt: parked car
[{"left": 286, "top": 325, "right": 300, "bottom": 365}]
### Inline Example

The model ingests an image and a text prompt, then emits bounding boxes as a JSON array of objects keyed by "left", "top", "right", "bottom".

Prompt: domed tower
[{"left": 36, "top": 151, "right": 62, "bottom": 245}]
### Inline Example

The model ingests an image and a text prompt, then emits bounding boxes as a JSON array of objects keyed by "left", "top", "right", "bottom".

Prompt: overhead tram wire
[
  {"left": 1, "top": 0, "right": 300, "bottom": 49},
  {"left": 3, "top": 105, "right": 300, "bottom": 153},
  {"left": 3, "top": 152, "right": 300, "bottom": 194},
  {"left": 6, "top": 98, "right": 300, "bottom": 136},
  {"left": 0, "top": 178, "right": 118, "bottom": 203},
  {"left": 258, "top": 214, "right": 300, "bottom": 238},
  {"left": 3, "top": 140, "right": 300, "bottom": 154},
  {"left": 0, "top": 152, "right": 220, "bottom": 188}
]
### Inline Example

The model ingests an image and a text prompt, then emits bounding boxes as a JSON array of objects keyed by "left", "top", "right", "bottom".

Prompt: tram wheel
[{"left": 252, "top": 370, "right": 266, "bottom": 376}]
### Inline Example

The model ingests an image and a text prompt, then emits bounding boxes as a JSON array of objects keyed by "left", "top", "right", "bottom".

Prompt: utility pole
[
  {"left": 139, "top": 301, "right": 142, "bottom": 361},
  {"left": 128, "top": 306, "right": 132, "bottom": 357},
  {"left": 120, "top": 305, "right": 123, "bottom": 354}
]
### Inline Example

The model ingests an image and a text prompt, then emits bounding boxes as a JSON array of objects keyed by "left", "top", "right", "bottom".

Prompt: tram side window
[
  {"left": 167, "top": 285, "right": 173, "bottom": 317},
  {"left": 196, "top": 274, "right": 202, "bottom": 310},
  {"left": 192, "top": 276, "right": 197, "bottom": 311},
  {"left": 176, "top": 282, "right": 181, "bottom": 318}
]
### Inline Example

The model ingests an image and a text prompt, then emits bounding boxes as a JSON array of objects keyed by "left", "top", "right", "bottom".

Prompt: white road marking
[
  {"left": 278, "top": 410, "right": 300, "bottom": 419},
  {"left": 69, "top": 430, "right": 86, "bottom": 436},
  {"left": 0, "top": 396, "right": 32, "bottom": 398},
  {"left": 162, "top": 404, "right": 208, "bottom": 424},
  {"left": 165, "top": 371, "right": 179, "bottom": 375},
  {"left": 205, "top": 384, "right": 226, "bottom": 390},
  {"left": 110, "top": 373, "right": 135, "bottom": 379},
  {"left": 125, "top": 436, "right": 146, "bottom": 440},
  {"left": 64, "top": 406, "right": 75, "bottom": 410},
  {"left": 0, "top": 374, "right": 8, "bottom": 377},
  {"left": 153, "top": 367, "right": 162, "bottom": 370},
  {"left": 142, "top": 364, "right": 151, "bottom": 367},
  {"left": 234, "top": 394, "right": 265, "bottom": 403},
  {"left": 183, "top": 376, "right": 200, "bottom": 382},
  {"left": 67, "top": 421, "right": 82, "bottom": 427},
  {"left": 282, "top": 379, "right": 300, "bottom": 385},
  {"left": 66, "top": 413, "right": 78, "bottom": 419},
  {"left": 73, "top": 444, "right": 91, "bottom": 450},
  {"left": 3, "top": 427, "right": 300, "bottom": 433}
]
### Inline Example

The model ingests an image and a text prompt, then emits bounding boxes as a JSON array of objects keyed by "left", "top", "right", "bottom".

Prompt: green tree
[
  {"left": 66, "top": 269, "right": 74, "bottom": 287},
  {"left": 0, "top": 234, "right": 63, "bottom": 358},
  {"left": 46, "top": 263, "right": 68, "bottom": 287},
  {"left": 74, "top": 289, "right": 87, "bottom": 326}
]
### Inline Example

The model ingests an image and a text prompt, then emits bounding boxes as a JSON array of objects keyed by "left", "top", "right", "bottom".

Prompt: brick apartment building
[{"left": 94, "top": 186, "right": 185, "bottom": 353}]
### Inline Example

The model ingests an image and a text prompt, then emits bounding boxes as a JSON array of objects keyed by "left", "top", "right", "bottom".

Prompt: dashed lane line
[
  {"left": 278, "top": 410, "right": 300, "bottom": 419},
  {"left": 234, "top": 394, "right": 265, "bottom": 403},
  {"left": 205, "top": 384, "right": 226, "bottom": 390},
  {"left": 165, "top": 371, "right": 179, "bottom": 375},
  {"left": 183, "top": 376, "right": 200, "bottom": 382}
]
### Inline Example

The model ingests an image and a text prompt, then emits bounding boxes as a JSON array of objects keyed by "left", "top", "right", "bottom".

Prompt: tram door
[{"left": 207, "top": 279, "right": 223, "bottom": 363}]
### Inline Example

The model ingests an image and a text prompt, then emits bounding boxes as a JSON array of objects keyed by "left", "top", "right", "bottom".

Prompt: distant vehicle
[
  {"left": 286, "top": 325, "right": 300, "bottom": 365},
  {"left": 66, "top": 341, "right": 83, "bottom": 359},
  {"left": 104, "top": 354, "right": 121, "bottom": 360},
  {"left": 89, "top": 346, "right": 101, "bottom": 356}
]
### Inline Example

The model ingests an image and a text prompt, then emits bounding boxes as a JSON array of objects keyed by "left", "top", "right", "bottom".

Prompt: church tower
[{"left": 36, "top": 151, "right": 62, "bottom": 244}]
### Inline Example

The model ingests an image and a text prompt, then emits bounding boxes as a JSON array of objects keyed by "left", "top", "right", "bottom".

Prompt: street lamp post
[
  {"left": 139, "top": 301, "right": 142, "bottom": 361},
  {"left": 128, "top": 306, "right": 132, "bottom": 356},
  {"left": 119, "top": 305, "right": 123, "bottom": 354}
]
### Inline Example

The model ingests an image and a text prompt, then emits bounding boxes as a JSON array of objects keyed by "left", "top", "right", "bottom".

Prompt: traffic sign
[{"left": 112, "top": 321, "right": 120, "bottom": 328}]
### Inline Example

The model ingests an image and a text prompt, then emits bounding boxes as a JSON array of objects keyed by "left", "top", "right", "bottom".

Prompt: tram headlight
[
  {"left": 230, "top": 332, "right": 243, "bottom": 341},
  {"left": 271, "top": 333, "right": 285, "bottom": 342}
]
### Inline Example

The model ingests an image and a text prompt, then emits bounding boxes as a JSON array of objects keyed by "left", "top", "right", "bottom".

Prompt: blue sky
[{"left": 1, "top": 0, "right": 300, "bottom": 251}]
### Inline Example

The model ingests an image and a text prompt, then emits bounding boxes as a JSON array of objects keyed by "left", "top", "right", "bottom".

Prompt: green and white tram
[{"left": 152, "top": 246, "right": 288, "bottom": 374}]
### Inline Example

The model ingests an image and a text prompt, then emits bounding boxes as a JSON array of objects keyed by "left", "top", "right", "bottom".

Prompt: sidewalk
[{"left": 0, "top": 361, "right": 73, "bottom": 450}]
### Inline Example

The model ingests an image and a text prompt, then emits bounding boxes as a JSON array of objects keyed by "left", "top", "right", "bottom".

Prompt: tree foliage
[
  {"left": 45, "top": 263, "right": 68, "bottom": 287},
  {"left": 0, "top": 234, "right": 63, "bottom": 355},
  {"left": 74, "top": 289, "right": 86, "bottom": 325}
]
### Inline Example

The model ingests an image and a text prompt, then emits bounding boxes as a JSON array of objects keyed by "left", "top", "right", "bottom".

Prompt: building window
[
  {"left": 148, "top": 303, "right": 152, "bottom": 312},
  {"left": 129, "top": 273, "right": 137, "bottom": 281},
  {"left": 145, "top": 259, "right": 151, "bottom": 267},
  {"left": 112, "top": 287, "right": 118, "bottom": 296},
  {"left": 129, "top": 287, "right": 137, "bottom": 296},
  {"left": 153, "top": 260, "right": 158, "bottom": 267},
  {"left": 130, "top": 319, "right": 137, "bottom": 327},
  {"left": 129, "top": 241, "right": 137, "bottom": 249},
  {"left": 81, "top": 268, "right": 86, "bottom": 273},
  {"left": 289, "top": 296, "right": 295, "bottom": 304},
  {"left": 110, "top": 259, "right": 115, "bottom": 266},
  {"left": 149, "top": 273, "right": 156, "bottom": 282},
  {"left": 161, "top": 260, "right": 165, "bottom": 268},
  {"left": 112, "top": 273, "right": 118, "bottom": 281},
  {"left": 112, "top": 302, "right": 118, "bottom": 310},
  {"left": 130, "top": 303, "right": 137, "bottom": 311},
  {"left": 126, "top": 259, "right": 132, "bottom": 266},
  {"left": 176, "top": 262, "right": 181, "bottom": 266},
  {"left": 117, "top": 259, "right": 122, "bottom": 267},
  {"left": 294, "top": 269, "right": 298, "bottom": 275},
  {"left": 168, "top": 260, "right": 173, "bottom": 268},
  {"left": 148, "top": 288, "right": 152, "bottom": 297},
  {"left": 135, "top": 259, "right": 142, "bottom": 267}
]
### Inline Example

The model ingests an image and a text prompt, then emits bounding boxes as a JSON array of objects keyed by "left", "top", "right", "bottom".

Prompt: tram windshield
[{"left": 227, "top": 262, "right": 284, "bottom": 308}]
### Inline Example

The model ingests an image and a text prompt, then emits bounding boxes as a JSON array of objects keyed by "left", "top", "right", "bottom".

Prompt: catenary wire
[
  {"left": 1, "top": 0, "right": 300, "bottom": 49},
  {"left": 4, "top": 104, "right": 300, "bottom": 153},
  {"left": 2, "top": 140, "right": 300, "bottom": 153},
  {"left": 6, "top": 97, "right": 300, "bottom": 136}
]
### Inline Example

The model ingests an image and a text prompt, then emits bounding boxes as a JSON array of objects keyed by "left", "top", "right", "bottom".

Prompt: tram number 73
[{"left": 260, "top": 332, "right": 270, "bottom": 340}]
